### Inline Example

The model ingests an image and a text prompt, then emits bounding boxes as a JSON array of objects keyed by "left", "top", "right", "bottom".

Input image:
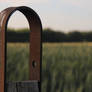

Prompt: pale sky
[{"left": 0, "top": 0, "right": 92, "bottom": 32}]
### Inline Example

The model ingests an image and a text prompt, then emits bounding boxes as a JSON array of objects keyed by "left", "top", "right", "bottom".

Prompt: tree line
[{"left": 7, "top": 28, "right": 92, "bottom": 42}]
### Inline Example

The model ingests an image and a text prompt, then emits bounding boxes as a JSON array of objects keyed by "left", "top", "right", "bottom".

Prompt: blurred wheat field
[{"left": 7, "top": 42, "right": 92, "bottom": 92}]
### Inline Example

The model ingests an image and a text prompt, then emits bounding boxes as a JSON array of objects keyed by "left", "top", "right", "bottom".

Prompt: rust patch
[{"left": 0, "top": 6, "right": 42, "bottom": 92}]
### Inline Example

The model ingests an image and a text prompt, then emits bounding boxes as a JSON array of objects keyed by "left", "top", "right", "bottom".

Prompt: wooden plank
[{"left": 7, "top": 81, "right": 39, "bottom": 92}]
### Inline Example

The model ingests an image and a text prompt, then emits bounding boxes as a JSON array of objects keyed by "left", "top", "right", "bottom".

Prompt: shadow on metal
[{"left": 0, "top": 6, "right": 42, "bottom": 92}]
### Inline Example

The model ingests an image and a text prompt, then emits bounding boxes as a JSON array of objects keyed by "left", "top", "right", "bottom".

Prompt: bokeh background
[{"left": 0, "top": 0, "right": 92, "bottom": 92}]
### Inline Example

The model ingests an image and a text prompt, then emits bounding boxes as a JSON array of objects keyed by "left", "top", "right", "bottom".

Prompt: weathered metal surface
[{"left": 0, "top": 6, "right": 42, "bottom": 92}]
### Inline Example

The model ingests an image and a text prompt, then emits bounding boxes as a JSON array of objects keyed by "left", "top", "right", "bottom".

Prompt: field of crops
[{"left": 7, "top": 42, "right": 92, "bottom": 92}]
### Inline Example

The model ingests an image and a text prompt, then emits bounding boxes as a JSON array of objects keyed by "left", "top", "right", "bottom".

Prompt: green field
[{"left": 7, "top": 42, "right": 92, "bottom": 92}]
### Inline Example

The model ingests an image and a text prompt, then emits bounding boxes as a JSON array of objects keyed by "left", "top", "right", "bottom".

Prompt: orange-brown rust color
[{"left": 0, "top": 6, "right": 42, "bottom": 92}]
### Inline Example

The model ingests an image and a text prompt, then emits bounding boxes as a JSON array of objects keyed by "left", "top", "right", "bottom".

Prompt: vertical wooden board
[{"left": 7, "top": 82, "right": 17, "bottom": 92}]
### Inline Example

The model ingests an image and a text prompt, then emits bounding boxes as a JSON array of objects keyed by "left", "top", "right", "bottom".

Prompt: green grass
[{"left": 7, "top": 42, "right": 92, "bottom": 92}]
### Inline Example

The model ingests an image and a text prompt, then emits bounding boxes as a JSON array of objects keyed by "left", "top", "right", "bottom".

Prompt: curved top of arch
[
  {"left": 8, "top": 10, "right": 29, "bottom": 29},
  {"left": 0, "top": 6, "right": 42, "bottom": 33},
  {"left": 0, "top": 6, "right": 42, "bottom": 81}
]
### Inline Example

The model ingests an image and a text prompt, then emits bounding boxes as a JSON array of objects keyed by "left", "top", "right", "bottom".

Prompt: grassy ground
[{"left": 7, "top": 42, "right": 92, "bottom": 92}]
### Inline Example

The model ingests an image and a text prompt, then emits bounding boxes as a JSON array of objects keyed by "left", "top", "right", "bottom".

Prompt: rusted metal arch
[{"left": 0, "top": 6, "right": 42, "bottom": 92}]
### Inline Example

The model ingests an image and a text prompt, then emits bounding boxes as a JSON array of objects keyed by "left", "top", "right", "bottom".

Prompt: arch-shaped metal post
[{"left": 0, "top": 6, "right": 42, "bottom": 92}]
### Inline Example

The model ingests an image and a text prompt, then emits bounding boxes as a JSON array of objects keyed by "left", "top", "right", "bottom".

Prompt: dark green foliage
[
  {"left": 68, "top": 31, "right": 84, "bottom": 42},
  {"left": 7, "top": 28, "right": 30, "bottom": 42},
  {"left": 7, "top": 28, "right": 92, "bottom": 42},
  {"left": 43, "top": 28, "right": 67, "bottom": 42}
]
